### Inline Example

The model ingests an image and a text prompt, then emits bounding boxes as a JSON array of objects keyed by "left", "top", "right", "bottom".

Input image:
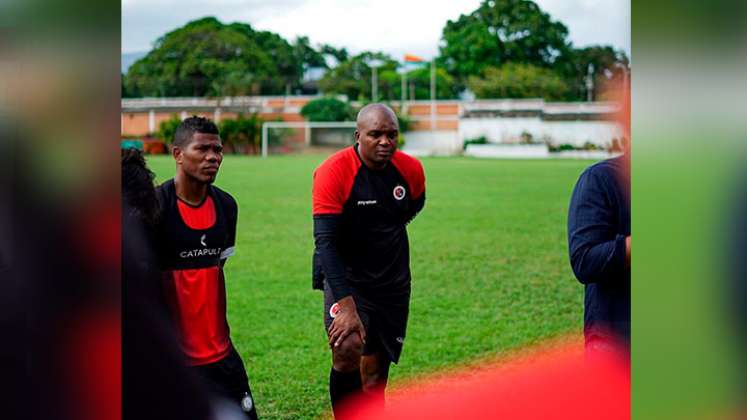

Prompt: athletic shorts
[
  {"left": 323, "top": 282, "right": 410, "bottom": 364},
  {"left": 190, "top": 347, "right": 259, "bottom": 420}
]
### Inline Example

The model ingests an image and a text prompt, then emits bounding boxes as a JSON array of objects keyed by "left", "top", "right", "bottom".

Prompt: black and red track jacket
[
  {"left": 312, "top": 145, "right": 425, "bottom": 301},
  {"left": 155, "top": 179, "right": 237, "bottom": 366}
]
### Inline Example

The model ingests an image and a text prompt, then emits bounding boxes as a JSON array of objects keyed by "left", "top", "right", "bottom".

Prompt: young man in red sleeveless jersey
[
  {"left": 155, "top": 116, "right": 258, "bottom": 419},
  {"left": 312, "top": 104, "right": 426, "bottom": 418}
]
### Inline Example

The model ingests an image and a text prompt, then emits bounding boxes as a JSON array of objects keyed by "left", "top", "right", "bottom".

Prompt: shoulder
[
  {"left": 313, "top": 146, "right": 360, "bottom": 183},
  {"left": 391, "top": 151, "right": 425, "bottom": 197},
  {"left": 210, "top": 185, "right": 238, "bottom": 212},
  {"left": 312, "top": 147, "right": 360, "bottom": 215},
  {"left": 574, "top": 157, "right": 625, "bottom": 200},
  {"left": 155, "top": 179, "right": 175, "bottom": 207},
  {"left": 580, "top": 156, "right": 624, "bottom": 186},
  {"left": 155, "top": 178, "right": 174, "bottom": 194},
  {"left": 391, "top": 150, "right": 423, "bottom": 172}
]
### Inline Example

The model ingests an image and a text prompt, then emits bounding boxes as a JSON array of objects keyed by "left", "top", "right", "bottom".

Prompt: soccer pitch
[{"left": 147, "top": 154, "right": 591, "bottom": 419}]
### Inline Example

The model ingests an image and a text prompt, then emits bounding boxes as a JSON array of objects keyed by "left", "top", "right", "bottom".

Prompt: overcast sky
[{"left": 122, "top": 0, "right": 630, "bottom": 60}]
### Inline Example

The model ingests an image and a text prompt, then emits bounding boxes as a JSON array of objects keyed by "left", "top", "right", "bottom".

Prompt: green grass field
[{"left": 147, "top": 154, "right": 591, "bottom": 419}]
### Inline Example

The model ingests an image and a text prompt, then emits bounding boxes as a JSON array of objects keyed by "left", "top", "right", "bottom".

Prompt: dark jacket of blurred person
[
  {"left": 568, "top": 153, "right": 631, "bottom": 352},
  {"left": 122, "top": 148, "right": 215, "bottom": 420}
]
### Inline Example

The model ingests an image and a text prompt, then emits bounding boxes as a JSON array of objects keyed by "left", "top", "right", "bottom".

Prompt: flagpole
[
  {"left": 401, "top": 67, "right": 407, "bottom": 114},
  {"left": 430, "top": 59, "right": 436, "bottom": 131},
  {"left": 372, "top": 65, "right": 378, "bottom": 102}
]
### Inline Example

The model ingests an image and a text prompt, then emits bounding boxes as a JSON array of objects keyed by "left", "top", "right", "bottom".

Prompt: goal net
[{"left": 260, "top": 121, "right": 357, "bottom": 157}]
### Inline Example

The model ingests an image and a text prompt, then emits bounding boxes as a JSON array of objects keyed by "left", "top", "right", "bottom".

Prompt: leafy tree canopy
[
  {"left": 440, "top": 0, "right": 572, "bottom": 83},
  {"left": 566, "top": 45, "right": 629, "bottom": 100},
  {"left": 124, "top": 17, "right": 338, "bottom": 97},
  {"left": 441, "top": 0, "right": 629, "bottom": 100},
  {"left": 317, "top": 51, "right": 398, "bottom": 101},
  {"left": 467, "top": 63, "right": 570, "bottom": 101},
  {"left": 300, "top": 97, "right": 354, "bottom": 122}
]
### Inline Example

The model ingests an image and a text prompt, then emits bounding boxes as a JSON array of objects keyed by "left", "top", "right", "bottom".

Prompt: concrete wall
[
  {"left": 401, "top": 130, "right": 461, "bottom": 157},
  {"left": 459, "top": 117, "right": 624, "bottom": 147},
  {"left": 464, "top": 144, "right": 550, "bottom": 159},
  {"left": 121, "top": 97, "right": 624, "bottom": 156}
]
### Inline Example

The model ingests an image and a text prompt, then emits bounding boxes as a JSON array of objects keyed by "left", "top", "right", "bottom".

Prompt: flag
[{"left": 404, "top": 54, "right": 425, "bottom": 63}]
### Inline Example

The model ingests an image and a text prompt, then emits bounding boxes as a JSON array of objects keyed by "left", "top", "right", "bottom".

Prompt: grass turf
[{"left": 147, "top": 154, "right": 590, "bottom": 419}]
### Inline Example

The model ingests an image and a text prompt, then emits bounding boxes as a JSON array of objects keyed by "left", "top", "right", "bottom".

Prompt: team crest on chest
[
  {"left": 329, "top": 302, "right": 340, "bottom": 318},
  {"left": 393, "top": 185, "right": 406, "bottom": 201}
]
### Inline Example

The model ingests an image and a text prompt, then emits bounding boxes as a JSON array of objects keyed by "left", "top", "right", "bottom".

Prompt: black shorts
[
  {"left": 323, "top": 282, "right": 409, "bottom": 364},
  {"left": 190, "top": 347, "right": 259, "bottom": 419}
]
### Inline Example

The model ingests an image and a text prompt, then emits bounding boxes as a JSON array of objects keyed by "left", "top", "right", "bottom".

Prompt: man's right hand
[{"left": 328, "top": 296, "right": 367, "bottom": 348}]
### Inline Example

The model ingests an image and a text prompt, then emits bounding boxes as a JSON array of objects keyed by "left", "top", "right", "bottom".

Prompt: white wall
[
  {"left": 464, "top": 144, "right": 550, "bottom": 159},
  {"left": 459, "top": 117, "right": 624, "bottom": 147},
  {"left": 401, "top": 131, "right": 461, "bottom": 157}
]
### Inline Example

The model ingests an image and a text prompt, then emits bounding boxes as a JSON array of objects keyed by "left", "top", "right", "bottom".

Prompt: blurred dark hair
[
  {"left": 173, "top": 116, "right": 219, "bottom": 148},
  {"left": 122, "top": 148, "right": 160, "bottom": 226}
]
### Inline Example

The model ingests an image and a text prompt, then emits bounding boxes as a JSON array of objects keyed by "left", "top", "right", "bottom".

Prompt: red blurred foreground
[{"left": 338, "top": 341, "right": 629, "bottom": 420}]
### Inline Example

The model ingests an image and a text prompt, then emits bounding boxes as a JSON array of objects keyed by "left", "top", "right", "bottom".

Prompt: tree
[
  {"left": 248, "top": 28, "right": 301, "bottom": 93},
  {"left": 566, "top": 46, "right": 629, "bottom": 101},
  {"left": 121, "top": 73, "right": 134, "bottom": 98},
  {"left": 300, "top": 97, "right": 354, "bottom": 122},
  {"left": 123, "top": 17, "right": 313, "bottom": 97},
  {"left": 439, "top": 0, "right": 572, "bottom": 85},
  {"left": 467, "top": 63, "right": 570, "bottom": 100},
  {"left": 125, "top": 18, "right": 269, "bottom": 97},
  {"left": 317, "top": 52, "right": 398, "bottom": 101},
  {"left": 397, "top": 66, "right": 458, "bottom": 100},
  {"left": 319, "top": 44, "right": 349, "bottom": 65},
  {"left": 294, "top": 36, "right": 327, "bottom": 70}
]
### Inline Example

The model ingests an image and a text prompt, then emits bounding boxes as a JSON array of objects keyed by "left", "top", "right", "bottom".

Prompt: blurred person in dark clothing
[
  {"left": 568, "top": 147, "right": 631, "bottom": 354},
  {"left": 122, "top": 147, "right": 213, "bottom": 419}
]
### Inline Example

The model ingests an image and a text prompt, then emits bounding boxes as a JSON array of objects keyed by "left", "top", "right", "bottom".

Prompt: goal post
[{"left": 261, "top": 121, "right": 357, "bottom": 158}]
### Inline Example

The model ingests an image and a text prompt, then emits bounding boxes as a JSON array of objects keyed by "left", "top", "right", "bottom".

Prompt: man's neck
[{"left": 174, "top": 173, "right": 208, "bottom": 206}]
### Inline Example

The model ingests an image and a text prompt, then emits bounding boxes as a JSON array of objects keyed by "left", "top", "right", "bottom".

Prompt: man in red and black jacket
[
  {"left": 155, "top": 116, "right": 258, "bottom": 419},
  {"left": 312, "top": 104, "right": 426, "bottom": 418}
]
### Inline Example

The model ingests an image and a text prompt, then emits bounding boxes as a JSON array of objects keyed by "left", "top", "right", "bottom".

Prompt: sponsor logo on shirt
[
  {"left": 357, "top": 200, "right": 377, "bottom": 206},
  {"left": 179, "top": 247, "right": 223, "bottom": 259},
  {"left": 178, "top": 234, "right": 222, "bottom": 258},
  {"left": 393, "top": 185, "right": 406, "bottom": 201},
  {"left": 329, "top": 302, "right": 340, "bottom": 318}
]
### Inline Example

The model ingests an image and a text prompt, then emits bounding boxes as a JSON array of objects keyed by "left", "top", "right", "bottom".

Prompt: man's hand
[
  {"left": 625, "top": 236, "right": 631, "bottom": 267},
  {"left": 328, "top": 296, "right": 367, "bottom": 348}
]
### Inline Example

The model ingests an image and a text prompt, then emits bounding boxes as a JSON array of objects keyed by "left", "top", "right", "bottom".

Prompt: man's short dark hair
[{"left": 173, "top": 116, "right": 220, "bottom": 148}]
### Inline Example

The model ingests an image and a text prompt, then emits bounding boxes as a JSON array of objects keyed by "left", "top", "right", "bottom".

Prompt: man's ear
[
  {"left": 354, "top": 130, "right": 360, "bottom": 142},
  {"left": 172, "top": 145, "right": 182, "bottom": 164}
]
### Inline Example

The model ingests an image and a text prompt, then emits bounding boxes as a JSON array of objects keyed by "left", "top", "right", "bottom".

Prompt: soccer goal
[{"left": 260, "top": 121, "right": 357, "bottom": 158}]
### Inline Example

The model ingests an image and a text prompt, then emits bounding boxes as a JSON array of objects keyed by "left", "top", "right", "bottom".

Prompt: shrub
[
  {"left": 463, "top": 136, "right": 488, "bottom": 150},
  {"left": 219, "top": 113, "right": 262, "bottom": 154},
  {"left": 300, "top": 97, "right": 354, "bottom": 122},
  {"left": 156, "top": 114, "right": 181, "bottom": 144},
  {"left": 396, "top": 112, "right": 412, "bottom": 133},
  {"left": 519, "top": 131, "right": 539, "bottom": 145}
]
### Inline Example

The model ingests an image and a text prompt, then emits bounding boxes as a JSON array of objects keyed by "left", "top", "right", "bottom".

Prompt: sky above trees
[{"left": 122, "top": 0, "right": 629, "bottom": 60}]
